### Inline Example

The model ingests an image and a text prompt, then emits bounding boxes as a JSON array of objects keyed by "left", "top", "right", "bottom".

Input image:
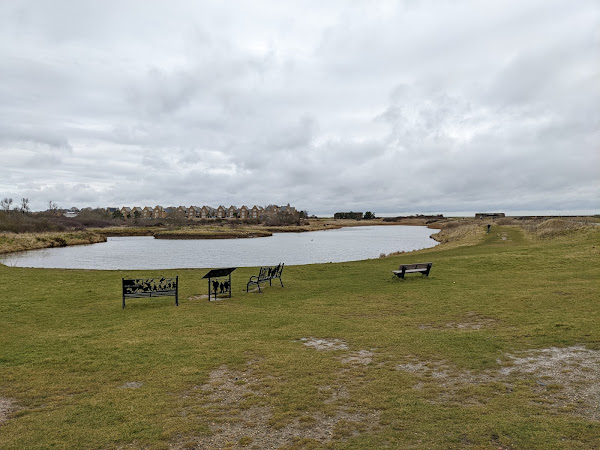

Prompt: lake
[{"left": 0, "top": 225, "right": 438, "bottom": 270}]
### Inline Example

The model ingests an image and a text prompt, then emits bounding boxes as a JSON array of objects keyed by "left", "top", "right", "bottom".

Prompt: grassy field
[{"left": 0, "top": 222, "right": 599, "bottom": 448}]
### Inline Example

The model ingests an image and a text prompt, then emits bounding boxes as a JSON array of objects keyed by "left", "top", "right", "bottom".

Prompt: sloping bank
[{"left": 0, "top": 231, "right": 106, "bottom": 254}]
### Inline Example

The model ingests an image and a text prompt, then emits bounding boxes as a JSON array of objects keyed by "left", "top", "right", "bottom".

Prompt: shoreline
[
  {"left": 0, "top": 219, "right": 439, "bottom": 255},
  {"left": 6, "top": 215, "right": 591, "bottom": 255}
]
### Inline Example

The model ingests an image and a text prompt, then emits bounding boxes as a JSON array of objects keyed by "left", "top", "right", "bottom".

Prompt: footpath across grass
[{"left": 0, "top": 224, "right": 599, "bottom": 448}]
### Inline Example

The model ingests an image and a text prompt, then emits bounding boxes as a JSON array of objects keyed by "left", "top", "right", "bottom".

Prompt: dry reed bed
[{"left": 0, "top": 231, "right": 106, "bottom": 254}]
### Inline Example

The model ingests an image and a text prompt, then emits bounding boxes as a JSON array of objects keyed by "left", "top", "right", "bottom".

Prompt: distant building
[
  {"left": 189, "top": 206, "right": 202, "bottom": 219},
  {"left": 334, "top": 212, "right": 364, "bottom": 220},
  {"left": 105, "top": 203, "right": 300, "bottom": 221},
  {"left": 153, "top": 205, "right": 164, "bottom": 219},
  {"left": 475, "top": 213, "right": 505, "bottom": 219}
]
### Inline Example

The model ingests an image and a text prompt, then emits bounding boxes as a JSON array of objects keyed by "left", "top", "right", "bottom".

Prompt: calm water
[{"left": 0, "top": 226, "right": 438, "bottom": 270}]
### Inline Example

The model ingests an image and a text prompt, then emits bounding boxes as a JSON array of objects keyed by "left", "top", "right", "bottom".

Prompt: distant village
[{"left": 105, "top": 204, "right": 301, "bottom": 220}]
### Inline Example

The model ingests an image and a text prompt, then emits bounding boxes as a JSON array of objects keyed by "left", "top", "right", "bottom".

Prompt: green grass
[{"left": 1, "top": 225, "right": 599, "bottom": 448}]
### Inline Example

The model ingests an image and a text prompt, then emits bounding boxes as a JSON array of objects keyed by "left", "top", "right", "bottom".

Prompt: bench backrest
[
  {"left": 122, "top": 276, "right": 178, "bottom": 308},
  {"left": 399, "top": 263, "right": 432, "bottom": 270},
  {"left": 258, "top": 263, "right": 284, "bottom": 280}
]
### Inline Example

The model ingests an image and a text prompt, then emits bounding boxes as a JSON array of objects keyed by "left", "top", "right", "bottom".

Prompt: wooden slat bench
[
  {"left": 247, "top": 263, "right": 284, "bottom": 293},
  {"left": 122, "top": 276, "right": 178, "bottom": 308},
  {"left": 392, "top": 263, "right": 432, "bottom": 279}
]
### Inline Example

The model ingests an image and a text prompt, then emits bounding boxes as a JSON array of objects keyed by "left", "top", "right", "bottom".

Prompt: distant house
[
  {"left": 142, "top": 207, "right": 153, "bottom": 219},
  {"left": 217, "top": 205, "right": 226, "bottom": 219},
  {"left": 176, "top": 206, "right": 189, "bottom": 218},
  {"left": 227, "top": 205, "right": 238, "bottom": 218},
  {"left": 251, "top": 205, "right": 260, "bottom": 219},
  {"left": 265, "top": 204, "right": 280, "bottom": 215},
  {"left": 120, "top": 206, "right": 132, "bottom": 218},
  {"left": 153, "top": 205, "right": 164, "bottom": 219},
  {"left": 63, "top": 207, "right": 79, "bottom": 218},
  {"left": 239, "top": 205, "right": 249, "bottom": 219},
  {"left": 131, "top": 206, "right": 143, "bottom": 218},
  {"left": 164, "top": 207, "right": 176, "bottom": 218},
  {"left": 280, "top": 203, "right": 297, "bottom": 215},
  {"left": 189, "top": 206, "right": 202, "bottom": 219}
]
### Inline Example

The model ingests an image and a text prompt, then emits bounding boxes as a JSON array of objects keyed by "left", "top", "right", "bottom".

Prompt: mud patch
[
  {"left": 173, "top": 362, "right": 380, "bottom": 449},
  {"left": 0, "top": 398, "right": 16, "bottom": 425},
  {"left": 300, "top": 337, "right": 349, "bottom": 351}
]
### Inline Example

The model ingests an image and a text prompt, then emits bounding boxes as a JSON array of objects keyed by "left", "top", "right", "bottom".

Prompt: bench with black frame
[
  {"left": 122, "top": 276, "right": 178, "bottom": 308},
  {"left": 247, "top": 263, "right": 284, "bottom": 293},
  {"left": 392, "top": 263, "right": 432, "bottom": 279}
]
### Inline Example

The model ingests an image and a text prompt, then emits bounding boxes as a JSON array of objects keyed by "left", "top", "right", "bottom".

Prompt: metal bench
[
  {"left": 247, "top": 263, "right": 284, "bottom": 293},
  {"left": 122, "top": 276, "right": 178, "bottom": 308},
  {"left": 392, "top": 263, "right": 432, "bottom": 279}
]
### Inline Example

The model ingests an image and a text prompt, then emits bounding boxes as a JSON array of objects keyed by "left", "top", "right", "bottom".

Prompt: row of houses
[{"left": 110, "top": 204, "right": 298, "bottom": 220}]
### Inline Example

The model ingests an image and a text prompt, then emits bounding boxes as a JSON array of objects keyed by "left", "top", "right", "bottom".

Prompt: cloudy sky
[{"left": 1, "top": 0, "right": 598, "bottom": 215}]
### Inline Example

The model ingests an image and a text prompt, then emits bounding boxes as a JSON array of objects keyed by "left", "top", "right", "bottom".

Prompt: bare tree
[
  {"left": 1, "top": 197, "right": 13, "bottom": 212},
  {"left": 48, "top": 200, "right": 59, "bottom": 214},
  {"left": 20, "top": 197, "right": 30, "bottom": 213}
]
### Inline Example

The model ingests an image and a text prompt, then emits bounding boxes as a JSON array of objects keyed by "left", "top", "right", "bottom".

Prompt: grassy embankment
[
  {"left": 0, "top": 220, "right": 599, "bottom": 448},
  {"left": 0, "top": 231, "right": 106, "bottom": 254}
]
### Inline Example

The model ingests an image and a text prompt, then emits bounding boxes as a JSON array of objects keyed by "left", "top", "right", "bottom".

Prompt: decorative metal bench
[
  {"left": 392, "top": 263, "right": 432, "bottom": 279},
  {"left": 247, "top": 263, "right": 284, "bottom": 293},
  {"left": 122, "top": 276, "right": 178, "bottom": 308}
]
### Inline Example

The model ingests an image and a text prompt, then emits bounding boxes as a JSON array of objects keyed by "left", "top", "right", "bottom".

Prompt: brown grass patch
[
  {"left": 396, "top": 345, "right": 600, "bottom": 419},
  {"left": 173, "top": 360, "right": 380, "bottom": 449}
]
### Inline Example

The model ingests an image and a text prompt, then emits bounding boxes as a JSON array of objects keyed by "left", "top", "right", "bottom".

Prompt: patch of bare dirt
[
  {"left": 299, "top": 337, "right": 349, "bottom": 351},
  {"left": 173, "top": 361, "right": 380, "bottom": 449},
  {"left": 0, "top": 398, "right": 16, "bottom": 425},
  {"left": 340, "top": 350, "right": 374, "bottom": 365},
  {"left": 396, "top": 345, "right": 600, "bottom": 420},
  {"left": 319, "top": 385, "right": 350, "bottom": 403},
  {"left": 299, "top": 337, "right": 375, "bottom": 366},
  {"left": 499, "top": 346, "right": 600, "bottom": 420},
  {"left": 119, "top": 381, "right": 144, "bottom": 389},
  {"left": 419, "top": 312, "right": 499, "bottom": 330}
]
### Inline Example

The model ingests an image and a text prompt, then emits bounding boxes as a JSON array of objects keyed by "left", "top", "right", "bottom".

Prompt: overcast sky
[{"left": 1, "top": 0, "right": 598, "bottom": 215}]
